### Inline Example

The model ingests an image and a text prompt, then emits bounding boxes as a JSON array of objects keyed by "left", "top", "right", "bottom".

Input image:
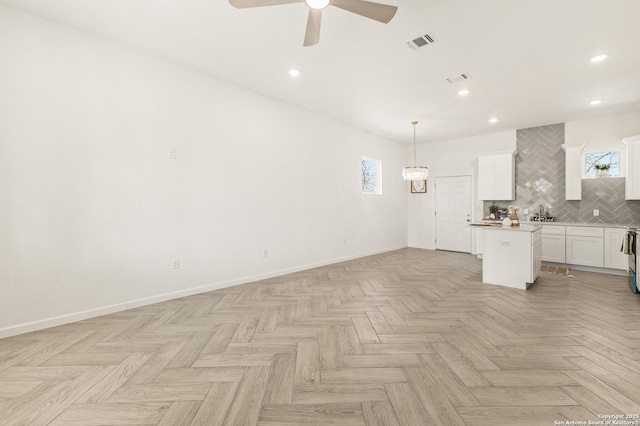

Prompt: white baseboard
[
  {"left": 0, "top": 244, "right": 407, "bottom": 339},
  {"left": 407, "top": 244, "right": 435, "bottom": 250}
]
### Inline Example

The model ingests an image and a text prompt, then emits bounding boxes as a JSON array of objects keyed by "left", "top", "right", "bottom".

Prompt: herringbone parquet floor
[{"left": 2, "top": 248, "right": 640, "bottom": 425}]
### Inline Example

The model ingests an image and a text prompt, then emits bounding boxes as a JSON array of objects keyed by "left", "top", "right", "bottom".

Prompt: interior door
[{"left": 435, "top": 176, "right": 471, "bottom": 253}]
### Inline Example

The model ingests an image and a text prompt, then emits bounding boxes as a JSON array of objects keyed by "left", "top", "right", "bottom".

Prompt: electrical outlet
[
  {"left": 171, "top": 258, "right": 180, "bottom": 269},
  {"left": 169, "top": 149, "right": 176, "bottom": 160},
  {"left": 263, "top": 249, "right": 268, "bottom": 258},
  {"left": 524, "top": 208, "right": 529, "bottom": 215},
  {"left": 593, "top": 209, "right": 600, "bottom": 217}
]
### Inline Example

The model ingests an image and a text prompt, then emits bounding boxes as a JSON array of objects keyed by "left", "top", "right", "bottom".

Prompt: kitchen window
[
  {"left": 362, "top": 157, "right": 382, "bottom": 194},
  {"left": 584, "top": 150, "right": 621, "bottom": 178}
]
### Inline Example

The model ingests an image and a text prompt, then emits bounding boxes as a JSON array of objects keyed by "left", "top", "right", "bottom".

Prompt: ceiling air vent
[
  {"left": 407, "top": 33, "right": 436, "bottom": 50},
  {"left": 446, "top": 73, "right": 471, "bottom": 84}
]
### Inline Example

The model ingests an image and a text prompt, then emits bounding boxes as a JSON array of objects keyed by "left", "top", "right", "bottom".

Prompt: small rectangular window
[
  {"left": 362, "top": 157, "right": 382, "bottom": 194},
  {"left": 584, "top": 151, "right": 620, "bottom": 178}
]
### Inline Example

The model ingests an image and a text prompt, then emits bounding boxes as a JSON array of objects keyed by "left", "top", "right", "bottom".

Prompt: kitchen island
[{"left": 482, "top": 225, "right": 542, "bottom": 290}]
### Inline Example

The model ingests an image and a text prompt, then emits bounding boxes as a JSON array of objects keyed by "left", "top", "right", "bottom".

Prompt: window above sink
[{"left": 584, "top": 150, "right": 621, "bottom": 178}]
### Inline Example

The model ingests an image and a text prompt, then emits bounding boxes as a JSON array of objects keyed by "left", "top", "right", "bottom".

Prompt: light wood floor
[{"left": 1, "top": 248, "right": 640, "bottom": 425}]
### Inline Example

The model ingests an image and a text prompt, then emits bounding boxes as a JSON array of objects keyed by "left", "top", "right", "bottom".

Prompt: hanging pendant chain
[{"left": 412, "top": 121, "right": 418, "bottom": 166}]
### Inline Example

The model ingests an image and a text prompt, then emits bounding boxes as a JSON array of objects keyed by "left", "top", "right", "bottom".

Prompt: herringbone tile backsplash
[{"left": 485, "top": 123, "right": 640, "bottom": 225}]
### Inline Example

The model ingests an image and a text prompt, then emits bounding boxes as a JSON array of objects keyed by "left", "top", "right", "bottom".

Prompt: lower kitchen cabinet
[
  {"left": 482, "top": 227, "right": 541, "bottom": 289},
  {"left": 475, "top": 228, "right": 484, "bottom": 256},
  {"left": 533, "top": 224, "right": 627, "bottom": 272},
  {"left": 566, "top": 235, "right": 604, "bottom": 268},
  {"left": 541, "top": 225, "right": 566, "bottom": 263},
  {"left": 604, "top": 227, "right": 628, "bottom": 270}
]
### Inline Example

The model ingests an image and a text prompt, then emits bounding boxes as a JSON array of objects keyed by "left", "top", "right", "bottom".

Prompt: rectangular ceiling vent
[
  {"left": 446, "top": 73, "right": 471, "bottom": 84},
  {"left": 407, "top": 33, "right": 436, "bottom": 50}
]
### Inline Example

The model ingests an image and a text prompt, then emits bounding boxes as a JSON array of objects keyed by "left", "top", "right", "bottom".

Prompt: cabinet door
[
  {"left": 494, "top": 154, "right": 514, "bottom": 200},
  {"left": 541, "top": 234, "right": 566, "bottom": 263},
  {"left": 531, "top": 239, "right": 542, "bottom": 282},
  {"left": 604, "top": 228, "right": 628, "bottom": 270},
  {"left": 624, "top": 137, "right": 640, "bottom": 200},
  {"left": 475, "top": 228, "right": 484, "bottom": 255},
  {"left": 566, "top": 236, "right": 604, "bottom": 267},
  {"left": 478, "top": 156, "right": 495, "bottom": 200}
]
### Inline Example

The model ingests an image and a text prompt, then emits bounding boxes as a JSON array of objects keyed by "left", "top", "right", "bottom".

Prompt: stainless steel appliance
[{"left": 629, "top": 229, "right": 638, "bottom": 293}]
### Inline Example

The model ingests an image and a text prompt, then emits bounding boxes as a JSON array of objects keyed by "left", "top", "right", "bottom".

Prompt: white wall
[
  {"left": 0, "top": 5, "right": 407, "bottom": 337},
  {"left": 565, "top": 110, "right": 640, "bottom": 148},
  {"left": 407, "top": 131, "right": 516, "bottom": 249}
]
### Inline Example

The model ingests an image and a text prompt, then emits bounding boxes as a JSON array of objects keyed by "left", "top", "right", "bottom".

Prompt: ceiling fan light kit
[
  {"left": 229, "top": 0, "right": 398, "bottom": 46},
  {"left": 403, "top": 121, "right": 428, "bottom": 181}
]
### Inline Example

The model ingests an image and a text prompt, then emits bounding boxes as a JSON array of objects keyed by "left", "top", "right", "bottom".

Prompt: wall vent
[
  {"left": 407, "top": 33, "right": 436, "bottom": 50},
  {"left": 446, "top": 73, "right": 471, "bottom": 84}
]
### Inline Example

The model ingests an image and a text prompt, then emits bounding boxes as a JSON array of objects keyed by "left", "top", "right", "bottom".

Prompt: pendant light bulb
[{"left": 403, "top": 121, "right": 429, "bottom": 181}]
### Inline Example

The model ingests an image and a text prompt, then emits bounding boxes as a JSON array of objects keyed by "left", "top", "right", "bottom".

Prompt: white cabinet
[
  {"left": 482, "top": 227, "right": 542, "bottom": 290},
  {"left": 604, "top": 227, "right": 628, "bottom": 270},
  {"left": 532, "top": 235, "right": 542, "bottom": 283},
  {"left": 541, "top": 225, "right": 566, "bottom": 263},
  {"left": 478, "top": 150, "right": 516, "bottom": 200},
  {"left": 473, "top": 228, "right": 484, "bottom": 257},
  {"left": 478, "top": 156, "right": 495, "bottom": 200},
  {"left": 566, "top": 226, "right": 604, "bottom": 267},
  {"left": 539, "top": 225, "right": 627, "bottom": 271},
  {"left": 623, "top": 135, "right": 640, "bottom": 200},
  {"left": 561, "top": 143, "right": 585, "bottom": 200}
]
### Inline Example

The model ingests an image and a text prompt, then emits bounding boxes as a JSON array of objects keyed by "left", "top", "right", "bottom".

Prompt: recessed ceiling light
[
  {"left": 589, "top": 99, "right": 603, "bottom": 105},
  {"left": 590, "top": 54, "right": 608, "bottom": 63},
  {"left": 289, "top": 69, "right": 301, "bottom": 77},
  {"left": 458, "top": 89, "right": 470, "bottom": 96},
  {"left": 305, "top": 0, "right": 330, "bottom": 9},
  {"left": 489, "top": 117, "right": 498, "bottom": 124}
]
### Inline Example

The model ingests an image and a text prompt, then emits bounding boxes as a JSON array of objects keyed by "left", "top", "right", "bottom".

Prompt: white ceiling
[{"left": 2, "top": 0, "right": 640, "bottom": 143}]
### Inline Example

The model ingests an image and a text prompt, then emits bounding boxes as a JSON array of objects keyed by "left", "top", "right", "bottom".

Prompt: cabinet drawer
[
  {"left": 541, "top": 225, "right": 566, "bottom": 235},
  {"left": 566, "top": 226, "right": 604, "bottom": 238}
]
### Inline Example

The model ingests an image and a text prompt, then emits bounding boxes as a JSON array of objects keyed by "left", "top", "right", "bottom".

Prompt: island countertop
[{"left": 479, "top": 225, "right": 541, "bottom": 233}]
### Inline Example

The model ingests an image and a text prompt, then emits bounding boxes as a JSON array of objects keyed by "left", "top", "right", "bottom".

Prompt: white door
[{"left": 435, "top": 176, "right": 471, "bottom": 253}]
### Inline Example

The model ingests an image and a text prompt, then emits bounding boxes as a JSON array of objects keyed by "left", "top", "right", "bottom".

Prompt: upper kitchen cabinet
[
  {"left": 478, "top": 150, "right": 516, "bottom": 200},
  {"left": 561, "top": 143, "right": 585, "bottom": 200},
  {"left": 623, "top": 135, "right": 640, "bottom": 200}
]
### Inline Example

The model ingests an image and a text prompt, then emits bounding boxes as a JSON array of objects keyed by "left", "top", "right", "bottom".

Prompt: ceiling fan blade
[
  {"left": 229, "top": 0, "right": 302, "bottom": 9},
  {"left": 303, "top": 8, "right": 322, "bottom": 47},
  {"left": 330, "top": 0, "right": 397, "bottom": 23}
]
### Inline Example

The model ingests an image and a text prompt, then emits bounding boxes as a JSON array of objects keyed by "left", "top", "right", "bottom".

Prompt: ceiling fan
[{"left": 229, "top": 0, "right": 398, "bottom": 47}]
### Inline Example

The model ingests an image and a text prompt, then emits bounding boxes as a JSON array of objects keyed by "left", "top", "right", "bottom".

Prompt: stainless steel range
[{"left": 629, "top": 229, "right": 638, "bottom": 294}]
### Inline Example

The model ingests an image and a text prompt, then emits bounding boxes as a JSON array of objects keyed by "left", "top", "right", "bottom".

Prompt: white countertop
[
  {"left": 476, "top": 220, "right": 632, "bottom": 229},
  {"left": 480, "top": 225, "right": 541, "bottom": 233},
  {"left": 526, "top": 221, "right": 631, "bottom": 229}
]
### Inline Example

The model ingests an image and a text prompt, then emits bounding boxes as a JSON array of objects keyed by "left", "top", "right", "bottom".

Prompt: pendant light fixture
[{"left": 403, "top": 121, "right": 428, "bottom": 180}]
